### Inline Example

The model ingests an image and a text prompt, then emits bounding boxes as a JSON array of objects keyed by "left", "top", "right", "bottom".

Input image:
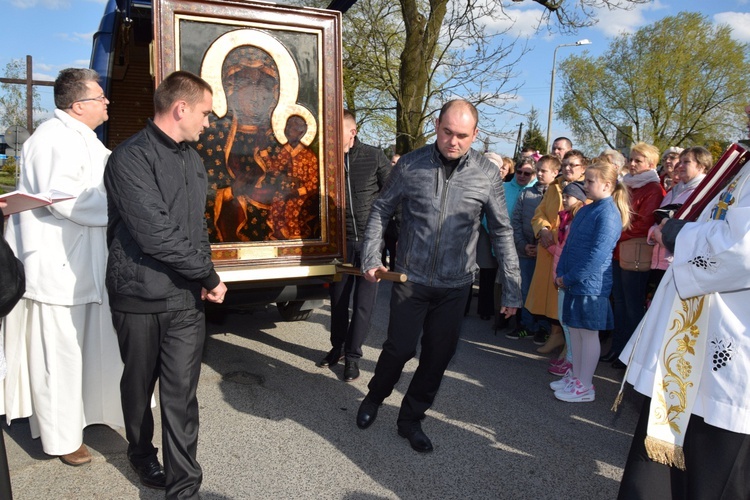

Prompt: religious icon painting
[{"left": 154, "top": 0, "right": 345, "bottom": 269}]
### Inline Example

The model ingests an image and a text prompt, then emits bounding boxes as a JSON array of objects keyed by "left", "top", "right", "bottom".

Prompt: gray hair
[
  {"left": 662, "top": 146, "right": 684, "bottom": 162},
  {"left": 484, "top": 152, "right": 504, "bottom": 168},
  {"left": 54, "top": 68, "right": 101, "bottom": 109},
  {"left": 601, "top": 148, "right": 626, "bottom": 169}
]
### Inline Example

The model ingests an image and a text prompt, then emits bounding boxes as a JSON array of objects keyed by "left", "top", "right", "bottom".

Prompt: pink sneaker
[
  {"left": 548, "top": 357, "right": 565, "bottom": 366},
  {"left": 548, "top": 360, "right": 572, "bottom": 376},
  {"left": 554, "top": 378, "right": 595, "bottom": 403},
  {"left": 549, "top": 369, "right": 573, "bottom": 391}
]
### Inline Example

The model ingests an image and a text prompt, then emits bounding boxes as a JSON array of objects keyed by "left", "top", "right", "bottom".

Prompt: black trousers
[
  {"left": 0, "top": 427, "right": 11, "bottom": 499},
  {"left": 367, "top": 281, "right": 470, "bottom": 426},
  {"left": 476, "top": 267, "right": 497, "bottom": 317},
  {"left": 329, "top": 240, "right": 379, "bottom": 360},
  {"left": 618, "top": 397, "right": 750, "bottom": 500},
  {"left": 112, "top": 308, "right": 205, "bottom": 500}
]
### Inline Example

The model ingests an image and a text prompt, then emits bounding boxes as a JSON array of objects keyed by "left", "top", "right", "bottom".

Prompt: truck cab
[{"left": 91, "top": 0, "right": 346, "bottom": 320}]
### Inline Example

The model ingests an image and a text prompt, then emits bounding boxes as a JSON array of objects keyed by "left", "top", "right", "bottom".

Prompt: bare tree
[
  {"left": 524, "top": 0, "right": 650, "bottom": 32},
  {"left": 314, "top": 0, "right": 652, "bottom": 152}
]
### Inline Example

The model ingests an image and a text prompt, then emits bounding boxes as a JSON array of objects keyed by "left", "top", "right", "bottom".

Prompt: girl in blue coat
[{"left": 552, "top": 160, "right": 631, "bottom": 402}]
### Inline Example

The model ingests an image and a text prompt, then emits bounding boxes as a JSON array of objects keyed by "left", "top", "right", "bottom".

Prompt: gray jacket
[
  {"left": 361, "top": 144, "right": 521, "bottom": 307},
  {"left": 512, "top": 183, "right": 547, "bottom": 258}
]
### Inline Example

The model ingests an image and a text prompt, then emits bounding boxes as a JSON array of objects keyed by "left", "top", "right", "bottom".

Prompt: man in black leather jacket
[
  {"left": 317, "top": 109, "right": 392, "bottom": 382},
  {"left": 356, "top": 99, "right": 521, "bottom": 452},
  {"left": 105, "top": 71, "right": 226, "bottom": 498}
]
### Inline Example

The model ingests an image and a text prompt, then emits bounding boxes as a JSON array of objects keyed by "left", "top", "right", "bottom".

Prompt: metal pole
[
  {"left": 514, "top": 122, "right": 523, "bottom": 158},
  {"left": 545, "top": 40, "right": 591, "bottom": 154},
  {"left": 545, "top": 45, "right": 562, "bottom": 155}
]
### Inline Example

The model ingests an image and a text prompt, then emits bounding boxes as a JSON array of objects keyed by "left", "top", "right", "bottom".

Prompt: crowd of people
[{"left": 1, "top": 66, "right": 749, "bottom": 499}]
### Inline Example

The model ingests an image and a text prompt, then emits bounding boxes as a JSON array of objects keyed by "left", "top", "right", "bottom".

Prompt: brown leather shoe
[{"left": 59, "top": 443, "right": 92, "bottom": 466}]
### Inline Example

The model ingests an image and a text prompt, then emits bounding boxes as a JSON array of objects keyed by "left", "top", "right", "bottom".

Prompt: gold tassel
[
  {"left": 644, "top": 436, "right": 687, "bottom": 471},
  {"left": 611, "top": 391, "right": 623, "bottom": 412}
]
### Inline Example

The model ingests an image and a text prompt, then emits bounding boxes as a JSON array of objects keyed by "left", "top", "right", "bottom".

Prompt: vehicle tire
[{"left": 276, "top": 301, "right": 313, "bottom": 322}]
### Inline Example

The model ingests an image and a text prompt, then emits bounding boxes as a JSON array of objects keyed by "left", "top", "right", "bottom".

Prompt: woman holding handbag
[{"left": 601, "top": 143, "right": 665, "bottom": 368}]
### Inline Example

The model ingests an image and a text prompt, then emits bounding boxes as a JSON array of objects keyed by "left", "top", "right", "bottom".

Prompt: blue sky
[{"left": 1, "top": 0, "right": 749, "bottom": 155}]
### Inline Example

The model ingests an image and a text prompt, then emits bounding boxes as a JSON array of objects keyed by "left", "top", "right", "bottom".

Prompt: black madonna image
[{"left": 196, "top": 28, "right": 321, "bottom": 243}]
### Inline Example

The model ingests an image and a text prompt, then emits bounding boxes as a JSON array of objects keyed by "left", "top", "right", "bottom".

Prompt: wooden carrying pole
[{"left": 335, "top": 264, "right": 407, "bottom": 283}]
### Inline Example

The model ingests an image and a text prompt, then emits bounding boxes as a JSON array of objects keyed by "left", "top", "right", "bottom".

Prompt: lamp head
[{"left": 576, "top": 39, "right": 592, "bottom": 46}]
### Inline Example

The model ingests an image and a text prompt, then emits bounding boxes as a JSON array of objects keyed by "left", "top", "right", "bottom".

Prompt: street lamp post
[{"left": 545, "top": 39, "right": 591, "bottom": 154}]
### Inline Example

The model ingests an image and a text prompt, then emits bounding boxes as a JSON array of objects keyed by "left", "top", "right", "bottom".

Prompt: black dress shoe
[
  {"left": 612, "top": 359, "right": 627, "bottom": 370},
  {"left": 343, "top": 360, "right": 360, "bottom": 382},
  {"left": 398, "top": 422, "right": 433, "bottom": 453},
  {"left": 130, "top": 458, "right": 166, "bottom": 490},
  {"left": 356, "top": 396, "right": 380, "bottom": 429},
  {"left": 316, "top": 349, "right": 344, "bottom": 367},
  {"left": 599, "top": 350, "right": 619, "bottom": 363}
]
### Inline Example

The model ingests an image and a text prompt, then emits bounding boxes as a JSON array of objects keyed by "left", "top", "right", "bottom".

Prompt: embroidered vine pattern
[
  {"left": 653, "top": 296, "right": 705, "bottom": 434},
  {"left": 710, "top": 338, "right": 734, "bottom": 371}
]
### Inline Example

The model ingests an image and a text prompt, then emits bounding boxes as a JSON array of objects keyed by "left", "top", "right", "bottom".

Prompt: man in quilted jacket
[{"left": 105, "top": 71, "right": 227, "bottom": 499}]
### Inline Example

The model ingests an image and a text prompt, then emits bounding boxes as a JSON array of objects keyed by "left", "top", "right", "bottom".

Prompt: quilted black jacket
[
  {"left": 344, "top": 138, "right": 392, "bottom": 242},
  {"left": 104, "top": 120, "right": 220, "bottom": 313}
]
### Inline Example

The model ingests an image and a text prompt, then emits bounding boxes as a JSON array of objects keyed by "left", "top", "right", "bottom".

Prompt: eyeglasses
[
  {"left": 71, "top": 94, "right": 107, "bottom": 106},
  {"left": 563, "top": 163, "right": 582, "bottom": 169},
  {"left": 516, "top": 171, "right": 534, "bottom": 177}
]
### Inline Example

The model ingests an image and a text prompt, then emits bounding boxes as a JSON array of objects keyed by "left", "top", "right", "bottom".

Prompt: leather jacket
[{"left": 361, "top": 144, "right": 521, "bottom": 307}]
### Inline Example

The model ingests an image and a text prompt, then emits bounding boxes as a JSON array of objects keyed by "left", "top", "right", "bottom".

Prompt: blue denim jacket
[{"left": 361, "top": 144, "right": 522, "bottom": 307}]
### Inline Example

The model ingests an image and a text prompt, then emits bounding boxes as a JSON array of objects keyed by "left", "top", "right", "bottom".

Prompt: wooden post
[{"left": 26, "top": 55, "right": 33, "bottom": 133}]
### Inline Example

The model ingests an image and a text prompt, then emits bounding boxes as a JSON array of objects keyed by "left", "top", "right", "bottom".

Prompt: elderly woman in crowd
[
  {"left": 647, "top": 147, "right": 712, "bottom": 288},
  {"left": 601, "top": 148, "right": 627, "bottom": 180},
  {"left": 601, "top": 143, "right": 665, "bottom": 367},
  {"left": 658, "top": 147, "right": 683, "bottom": 192}
]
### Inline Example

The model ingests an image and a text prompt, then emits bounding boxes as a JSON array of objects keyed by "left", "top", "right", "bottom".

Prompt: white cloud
[
  {"left": 485, "top": 7, "right": 548, "bottom": 39},
  {"left": 32, "top": 62, "right": 55, "bottom": 73},
  {"left": 590, "top": 0, "right": 667, "bottom": 37},
  {"left": 32, "top": 71, "right": 56, "bottom": 81},
  {"left": 7, "top": 0, "right": 70, "bottom": 8},
  {"left": 57, "top": 31, "right": 96, "bottom": 43},
  {"left": 714, "top": 12, "right": 750, "bottom": 43}
]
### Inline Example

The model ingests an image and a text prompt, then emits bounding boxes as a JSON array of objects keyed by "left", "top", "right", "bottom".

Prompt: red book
[{"left": 674, "top": 143, "right": 750, "bottom": 222}]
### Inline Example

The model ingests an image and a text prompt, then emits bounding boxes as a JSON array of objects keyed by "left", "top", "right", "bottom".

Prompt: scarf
[
  {"left": 621, "top": 169, "right": 660, "bottom": 189},
  {"left": 669, "top": 174, "right": 705, "bottom": 200}
]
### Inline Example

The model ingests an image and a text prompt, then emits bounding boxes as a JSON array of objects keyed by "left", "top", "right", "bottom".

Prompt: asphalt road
[{"left": 3, "top": 282, "right": 643, "bottom": 499}]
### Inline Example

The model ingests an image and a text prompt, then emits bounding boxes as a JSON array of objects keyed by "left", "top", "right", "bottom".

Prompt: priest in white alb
[
  {"left": 0, "top": 68, "right": 123, "bottom": 466},
  {"left": 616, "top": 150, "right": 750, "bottom": 499}
]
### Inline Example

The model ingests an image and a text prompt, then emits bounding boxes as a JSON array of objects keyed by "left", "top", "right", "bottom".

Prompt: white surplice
[{"left": 0, "top": 109, "right": 124, "bottom": 455}]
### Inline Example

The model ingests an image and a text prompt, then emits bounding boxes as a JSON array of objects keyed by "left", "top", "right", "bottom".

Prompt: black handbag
[{"left": 0, "top": 208, "right": 25, "bottom": 317}]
